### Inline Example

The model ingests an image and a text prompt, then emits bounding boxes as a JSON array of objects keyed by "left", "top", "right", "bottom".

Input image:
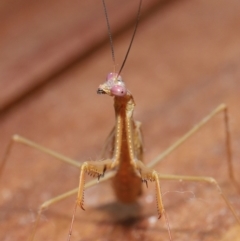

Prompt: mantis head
[{"left": 97, "top": 72, "right": 127, "bottom": 97}]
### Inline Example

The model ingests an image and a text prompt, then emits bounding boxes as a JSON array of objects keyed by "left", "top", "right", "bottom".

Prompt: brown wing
[{"left": 100, "top": 126, "right": 115, "bottom": 159}]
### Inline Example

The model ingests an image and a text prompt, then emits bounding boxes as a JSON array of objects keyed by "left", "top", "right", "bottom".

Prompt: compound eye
[{"left": 110, "top": 85, "right": 127, "bottom": 96}]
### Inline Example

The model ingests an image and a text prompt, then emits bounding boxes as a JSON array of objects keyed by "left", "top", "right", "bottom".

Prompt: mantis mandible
[{"left": 0, "top": 0, "right": 240, "bottom": 240}]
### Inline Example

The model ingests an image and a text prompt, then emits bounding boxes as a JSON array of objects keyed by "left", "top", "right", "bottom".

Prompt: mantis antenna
[{"left": 102, "top": 0, "right": 143, "bottom": 76}]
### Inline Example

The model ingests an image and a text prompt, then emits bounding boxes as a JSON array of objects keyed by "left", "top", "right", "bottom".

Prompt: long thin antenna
[
  {"left": 102, "top": 0, "right": 116, "bottom": 72},
  {"left": 102, "top": 0, "right": 142, "bottom": 76},
  {"left": 118, "top": 0, "right": 142, "bottom": 76}
]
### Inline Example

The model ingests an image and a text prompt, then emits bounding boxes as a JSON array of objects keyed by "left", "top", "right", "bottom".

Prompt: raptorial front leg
[
  {"left": 67, "top": 159, "right": 116, "bottom": 241},
  {"left": 136, "top": 158, "right": 240, "bottom": 241},
  {"left": 135, "top": 160, "right": 172, "bottom": 241},
  {"left": 77, "top": 159, "right": 114, "bottom": 209},
  {"left": 28, "top": 171, "right": 116, "bottom": 241}
]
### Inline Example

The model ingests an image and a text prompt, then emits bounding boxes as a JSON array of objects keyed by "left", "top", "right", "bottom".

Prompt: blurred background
[{"left": 0, "top": 0, "right": 240, "bottom": 240}]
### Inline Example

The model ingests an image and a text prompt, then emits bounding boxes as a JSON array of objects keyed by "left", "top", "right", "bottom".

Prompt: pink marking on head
[
  {"left": 106, "top": 72, "right": 127, "bottom": 96},
  {"left": 107, "top": 72, "right": 117, "bottom": 80}
]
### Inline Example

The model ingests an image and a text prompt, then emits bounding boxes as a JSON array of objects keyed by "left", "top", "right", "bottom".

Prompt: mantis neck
[{"left": 113, "top": 94, "right": 136, "bottom": 167}]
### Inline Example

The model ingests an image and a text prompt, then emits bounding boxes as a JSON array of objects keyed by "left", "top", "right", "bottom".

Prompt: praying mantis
[{"left": 0, "top": 0, "right": 240, "bottom": 240}]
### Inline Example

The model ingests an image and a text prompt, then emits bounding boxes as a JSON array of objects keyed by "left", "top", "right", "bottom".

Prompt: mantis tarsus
[{"left": 0, "top": 0, "right": 240, "bottom": 240}]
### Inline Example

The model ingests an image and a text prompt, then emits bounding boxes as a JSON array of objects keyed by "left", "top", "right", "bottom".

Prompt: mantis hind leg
[
  {"left": 0, "top": 134, "right": 81, "bottom": 179},
  {"left": 142, "top": 104, "right": 239, "bottom": 238},
  {"left": 0, "top": 134, "right": 116, "bottom": 241},
  {"left": 148, "top": 104, "right": 239, "bottom": 191}
]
